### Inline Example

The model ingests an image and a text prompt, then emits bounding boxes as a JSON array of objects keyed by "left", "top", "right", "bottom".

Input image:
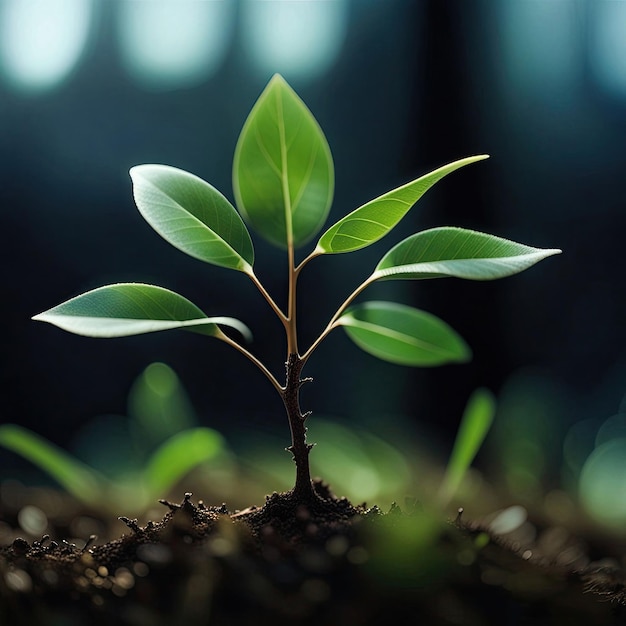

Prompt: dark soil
[{"left": 2, "top": 480, "right": 626, "bottom": 626}]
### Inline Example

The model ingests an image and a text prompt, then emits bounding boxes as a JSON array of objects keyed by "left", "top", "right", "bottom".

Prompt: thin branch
[
  {"left": 301, "top": 273, "right": 378, "bottom": 364},
  {"left": 247, "top": 270, "right": 287, "bottom": 323},
  {"left": 216, "top": 330, "right": 284, "bottom": 394}
]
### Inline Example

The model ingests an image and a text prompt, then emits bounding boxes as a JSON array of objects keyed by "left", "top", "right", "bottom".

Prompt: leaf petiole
[
  {"left": 301, "top": 273, "right": 378, "bottom": 363},
  {"left": 294, "top": 248, "right": 323, "bottom": 275},
  {"left": 247, "top": 270, "right": 288, "bottom": 323},
  {"left": 215, "top": 329, "right": 284, "bottom": 393}
]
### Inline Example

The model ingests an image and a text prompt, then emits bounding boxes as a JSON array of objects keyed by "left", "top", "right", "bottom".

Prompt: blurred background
[{"left": 1, "top": 0, "right": 625, "bottom": 528}]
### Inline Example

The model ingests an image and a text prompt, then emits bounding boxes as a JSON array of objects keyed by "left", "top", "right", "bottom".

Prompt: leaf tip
[
  {"left": 263, "top": 73, "right": 289, "bottom": 95},
  {"left": 236, "top": 324, "right": 254, "bottom": 344},
  {"left": 458, "top": 344, "right": 473, "bottom": 364},
  {"left": 129, "top": 163, "right": 155, "bottom": 183},
  {"left": 540, "top": 247, "right": 563, "bottom": 261},
  {"left": 449, "top": 339, "right": 472, "bottom": 366}
]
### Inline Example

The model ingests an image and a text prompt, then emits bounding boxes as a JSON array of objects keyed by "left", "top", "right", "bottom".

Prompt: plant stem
[
  {"left": 281, "top": 353, "right": 315, "bottom": 499},
  {"left": 286, "top": 242, "right": 299, "bottom": 355},
  {"left": 282, "top": 226, "right": 315, "bottom": 496}
]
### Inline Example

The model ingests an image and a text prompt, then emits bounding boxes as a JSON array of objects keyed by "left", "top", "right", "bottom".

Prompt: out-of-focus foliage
[
  {"left": 439, "top": 388, "right": 496, "bottom": 507},
  {"left": 488, "top": 371, "right": 567, "bottom": 501},
  {"left": 0, "top": 373, "right": 497, "bottom": 515},
  {"left": 0, "top": 363, "right": 235, "bottom": 514}
]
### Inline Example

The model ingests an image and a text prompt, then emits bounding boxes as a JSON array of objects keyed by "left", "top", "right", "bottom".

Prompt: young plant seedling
[{"left": 32, "top": 74, "right": 561, "bottom": 507}]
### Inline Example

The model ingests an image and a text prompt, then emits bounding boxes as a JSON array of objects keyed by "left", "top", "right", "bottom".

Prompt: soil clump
[{"left": 2, "top": 481, "right": 626, "bottom": 625}]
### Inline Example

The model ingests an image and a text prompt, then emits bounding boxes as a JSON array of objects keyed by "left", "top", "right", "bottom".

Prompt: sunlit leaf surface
[
  {"left": 375, "top": 227, "right": 561, "bottom": 280},
  {"left": 130, "top": 164, "right": 254, "bottom": 272},
  {"left": 233, "top": 74, "right": 334, "bottom": 248},
  {"left": 316, "top": 155, "right": 488, "bottom": 254}
]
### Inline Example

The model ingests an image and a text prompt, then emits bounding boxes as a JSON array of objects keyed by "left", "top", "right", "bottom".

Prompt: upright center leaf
[{"left": 233, "top": 74, "right": 334, "bottom": 249}]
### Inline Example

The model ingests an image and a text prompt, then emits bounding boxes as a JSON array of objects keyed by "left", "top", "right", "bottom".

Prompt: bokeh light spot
[
  {"left": 563, "top": 418, "right": 602, "bottom": 474},
  {"left": 596, "top": 413, "right": 626, "bottom": 448},
  {"left": 0, "top": 0, "right": 93, "bottom": 93},
  {"left": 241, "top": 0, "right": 348, "bottom": 80},
  {"left": 589, "top": 1, "right": 626, "bottom": 99},
  {"left": 488, "top": 505, "right": 527, "bottom": 536},
  {"left": 580, "top": 438, "right": 626, "bottom": 528},
  {"left": 17, "top": 505, "right": 48, "bottom": 536},
  {"left": 117, "top": 0, "right": 234, "bottom": 90},
  {"left": 499, "top": 0, "right": 581, "bottom": 103}
]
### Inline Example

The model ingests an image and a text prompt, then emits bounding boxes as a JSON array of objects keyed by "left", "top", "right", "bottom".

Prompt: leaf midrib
[
  {"left": 141, "top": 176, "right": 249, "bottom": 269},
  {"left": 342, "top": 318, "right": 456, "bottom": 356}
]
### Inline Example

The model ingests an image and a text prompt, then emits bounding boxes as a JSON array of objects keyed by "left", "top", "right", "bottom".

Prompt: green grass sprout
[{"left": 438, "top": 388, "right": 497, "bottom": 507}]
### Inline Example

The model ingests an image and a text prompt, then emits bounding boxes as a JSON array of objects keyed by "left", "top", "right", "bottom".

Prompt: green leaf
[
  {"left": 439, "top": 388, "right": 496, "bottom": 506},
  {"left": 337, "top": 301, "right": 471, "bottom": 367},
  {"left": 142, "top": 427, "right": 226, "bottom": 496},
  {"left": 233, "top": 74, "right": 334, "bottom": 248},
  {"left": 375, "top": 227, "right": 561, "bottom": 281},
  {"left": 316, "top": 155, "right": 488, "bottom": 254},
  {"left": 130, "top": 164, "right": 254, "bottom": 273},
  {"left": 32, "top": 283, "right": 252, "bottom": 340},
  {"left": 0, "top": 424, "right": 103, "bottom": 506}
]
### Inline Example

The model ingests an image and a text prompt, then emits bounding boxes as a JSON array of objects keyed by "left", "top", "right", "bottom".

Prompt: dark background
[{"left": 1, "top": 1, "right": 624, "bottom": 496}]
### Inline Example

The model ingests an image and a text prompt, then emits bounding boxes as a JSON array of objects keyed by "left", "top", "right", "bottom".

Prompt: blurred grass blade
[
  {"left": 375, "top": 227, "right": 561, "bottom": 281},
  {"left": 142, "top": 427, "right": 226, "bottom": 496},
  {"left": 32, "top": 283, "right": 252, "bottom": 340},
  {"left": 0, "top": 424, "right": 103, "bottom": 507},
  {"left": 438, "top": 388, "right": 496, "bottom": 507},
  {"left": 337, "top": 301, "right": 471, "bottom": 366},
  {"left": 233, "top": 74, "right": 334, "bottom": 248},
  {"left": 130, "top": 164, "right": 254, "bottom": 273},
  {"left": 316, "top": 155, "right": 488, "bottom": 254}
]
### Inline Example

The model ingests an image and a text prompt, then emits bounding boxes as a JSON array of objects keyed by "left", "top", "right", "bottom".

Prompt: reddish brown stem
[{"left": 281, "top": 353, "right": 316, "bottom": 500}]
